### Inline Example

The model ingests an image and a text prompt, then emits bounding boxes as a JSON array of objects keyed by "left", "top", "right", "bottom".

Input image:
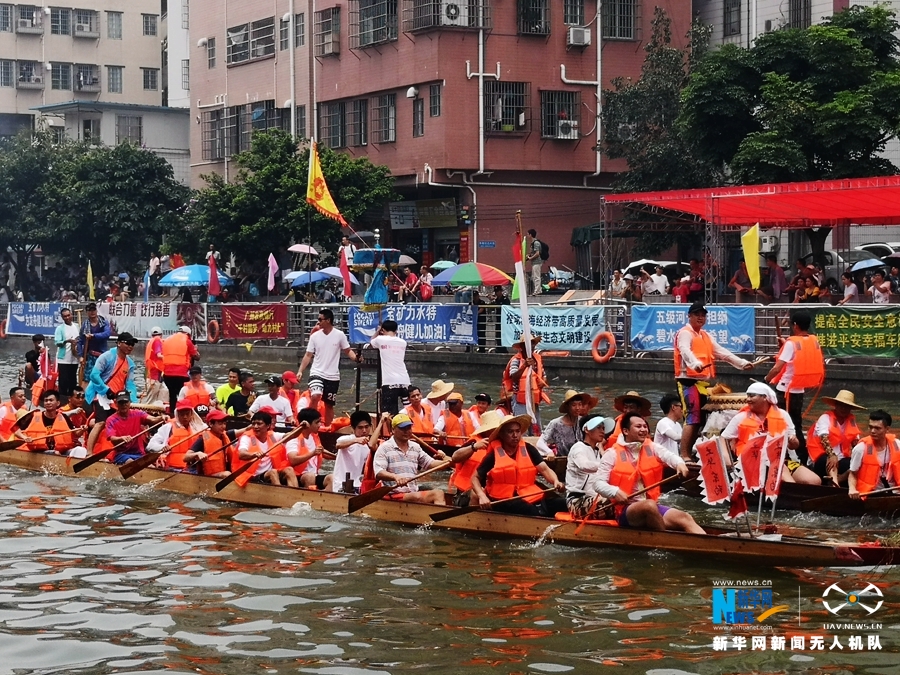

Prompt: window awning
[{"left": 603, "top": 176, "right": 900, "bottom": 228}]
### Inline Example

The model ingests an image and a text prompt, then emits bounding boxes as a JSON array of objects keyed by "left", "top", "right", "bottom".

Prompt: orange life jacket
[
  {"left": 484, "top": 439, "right": 543, "bottom": 503},
  {"left": 198, "top": 431, "right": 229, "bottom": 476},
  {"left": 0, "top": 404, "right": 21, "bottom": 440},
  {"left": 24, "top": 412, "right": 75, "bottom": 452},
  {"left": 608, "top": 439, "right": 665, "bottom": 500},
  {"left": 181, "top": 380, "right": 212, "bottom": 408},
  {"left": 144, "top": 336, "right": 163, "bottom": 380},
  {"left": 162, "top": 332, "right": 191, "bottom": 374},
  {"left": 292, "top": 434, "right": 321, "bottom": 474},
  {"left": 513, "top": 353, "right": 546, "bottom": 404},
  {"left": 281, "top": 387, "right": 300, "bottom": 415},
  {"left": 449, "top": 446, "right": 487, "bottom": 492},
  {"left": 674, "top": 326, "right": 716, "bottom": 378},
  {"left": 735, "top": 405, "right": 788, "bottom": 456},
  {"left": 806, "top": 411, "right": 860, "bottom": 462},
  {"left": 162, "top": 423, "right": 196, "bottom": 470},
  {"left": 235, "top": 431, "right": 282, "bottom": 487},
  {"left": 30, "top": 378, "right": 46, "bottom": 407},
  {"left": 405, "top": 404, "right": 434, "bottom": 435},
  {"left": 772, "top": 334, "right": 825, "bottom": 390},
  {"left": 854, "top": 436, "right": 900, "bottom": 497},
  {"left": 441, "top": 410, "right": 474, "bottom": 448},
  {"left": 298, "top": 390, "right": 326, "bottom": 418}
]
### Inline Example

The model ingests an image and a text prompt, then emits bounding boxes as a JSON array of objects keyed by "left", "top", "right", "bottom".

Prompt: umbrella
[
  {"left": 430, "top": 260, "right": 456, "bottom": 271},
  {"left": 290, "top": 271, "right": 331, "bottom": 287},
  {"left": 431, "top": 262, "right": 513, "bottom": 286},
  {"left": 318, "top": 266, "right": 360, "bottom": 285},
  {"left": 399, "top": 254, "right": 417, "bottom": 266},
  {"left": 849, "top": 258, "right": 886, "bottom": 272},
  {"left": 158, "top": 265, "right": 232, "bottom": 287},
  {"left": 288, "top": 244, "right": 318, "bottom": 255},
  {"left": 884, "top": 252, "right": 900, "bottom": 263}
]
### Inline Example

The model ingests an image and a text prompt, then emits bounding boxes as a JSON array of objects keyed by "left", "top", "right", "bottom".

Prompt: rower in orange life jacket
[
  {"left": 146, "top": 400, "right": 200, "bottom": 470},
  {"left": 765, "top": 311, "right": 825, "bottom": 465},
  {"left": 807, "top": 389, "right": 863, "bottom": 486},
  {"left": 14, "top": 389, "right": 86, "bottom": 455},
  {"left": 466, "top": 393, "right": 492, "bottom": 430},
  {"left": 848, "top": 409, "right": 900, "bottom": 500},
  {"left": 178, "top": 366, "right": 216, "bottom": 408},
  {"left": 435, "top": 393, "right": 475, "bottom": 448},
  {"left": 448, "top": 409, "right": 501, "bottom": 507},
  {"left": 0, "top": 387, "right": 30, "bottom": 440},
  {"left": 594, "top": 411, "right": 703, "bottom": 533},
  {"left": 184, "top": 409, "right": 238, "bottom": 477},
  {"left": 403, "top": 386, "right": 434, "bottom": 435}
]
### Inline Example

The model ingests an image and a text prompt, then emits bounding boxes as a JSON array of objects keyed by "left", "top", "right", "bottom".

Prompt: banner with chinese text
[
  {"left": 99, "top": 302, "right": 179, "bottom": 339},
  {"left": 348, "top": 304, "right": 476, "bottom": 344},
  {"left": 809, "top": 306, "right": 900, "bottom": 357},
  {"left": 221, "top": 304, "right": 288, "bottom": 340},
  {"left": 630, "top": 305, "right": 756, "bottom": 353},
  {"left": 500, "top": 305, "right": 606, "bottom": 350},
  {"left": 6, "top": 303, "right": 69, "bottom": 335}
]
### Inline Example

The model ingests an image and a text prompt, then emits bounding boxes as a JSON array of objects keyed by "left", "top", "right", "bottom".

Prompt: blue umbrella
[
  {"left": 158, "top": 265, "right": 232, "bottom": 287},
  {"left": 849, "top": 258, "right": 886, "bottom": 273},
  {"left": 290, "top": 270, "right": 331, "bottom": 287}
]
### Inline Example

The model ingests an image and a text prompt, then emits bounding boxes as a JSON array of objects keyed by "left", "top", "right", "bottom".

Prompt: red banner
[
  {"left": 221, "top": 304, "right": 288, "bottom": 340},
  {"left": 696, "top": 438, "right": 730, "bottom": 505},
  {"left": 764, "top": 434, "right": 787, "bottom": 501}
]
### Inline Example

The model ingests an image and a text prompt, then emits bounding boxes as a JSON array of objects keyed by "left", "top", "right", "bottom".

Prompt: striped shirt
[{"left": 372, "top": 437, "right": 432, "bottom": 493}]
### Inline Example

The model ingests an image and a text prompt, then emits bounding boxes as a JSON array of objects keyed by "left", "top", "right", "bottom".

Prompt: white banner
[{"left": 98, "top": 303, "right": 208, "bottom": 341}]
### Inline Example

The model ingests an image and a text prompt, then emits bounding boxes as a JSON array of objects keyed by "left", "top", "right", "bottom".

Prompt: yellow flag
[
  {"left": 87, "top": 260, "right": 95, "bottom": 300},
  {"left": 306, "top": 140, "right": 348, "bottom": 226},
  {"left": 741, "top": 224, "right": 761, "bottom": 289}
]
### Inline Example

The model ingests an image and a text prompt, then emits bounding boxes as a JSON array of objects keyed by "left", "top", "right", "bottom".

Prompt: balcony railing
[
  {"left": 402, "top": 0, "right": 491, "bottom": 32},
  {"left": 15, "top": 18, "right": 43, "bottom": 34},
  {"left": 16, "top": 75, "right": 44, "bottom": 90}
]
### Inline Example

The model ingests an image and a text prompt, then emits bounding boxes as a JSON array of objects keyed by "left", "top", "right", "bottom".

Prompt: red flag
[
  {"left": 696, "top": 438, "right": 730, "bottom": 505},
  {"left": 171, "top": 253, "right": 185, "bottom": 268},
  {"left": 726, "top": 478, "right": 749, "bottom": 520},
  {"left": 737, "top": 435, "right": 766, "bottom": 492},
  {"left": 339, "top": 248, "right": 352, "bottom": 298},
  {"left": 208, "top": 254, "right": 221, "bottom": 297},
  {"left": 764, "top": 434, "right": 787, "bottom": 501}
]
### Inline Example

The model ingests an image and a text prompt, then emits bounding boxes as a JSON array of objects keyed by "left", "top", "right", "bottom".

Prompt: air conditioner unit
[
  {"left": 31, "top": 75, "right": 42, "bottom": 83},
  {"left": 557, "top": 119, "right": 578, "bottom": 139},
  {"left": 441, "top": 0, "right": 468, "bottom": 27},
  {"left": 76, "top": 23, "right": 90, "bottom": 32},
  {"left": 567, "top": 26, "right": 591, "bottom": 47},
  {"left": 759, "top": 235, "right": 779, "bottom": 253},
  {"left": 18, "top": 19, "right": 32, "bottom": 29},
  {"left": 321, "top": 31, "right": 339, "bottom": 55}
]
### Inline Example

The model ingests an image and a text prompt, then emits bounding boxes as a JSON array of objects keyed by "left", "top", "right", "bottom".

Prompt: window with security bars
[
  {"left": 517, "top": 0, "right": 549, "bottom": 35},
  {"left": 319, "top": 101, "right": 346, "bottom": 148},
  {"left": 107, "top": 11, "right": 121, "bottom": 39},
  {"left": 296, "top": 106, "right": 306, "bottom": 138},
  {"left": 602, "top": 0, "right": 635, "bottom": 39},
  {"left": 75, "top": 64, "right": 99, "bottom": 90},
  {"left": 51, "top": 63, "right": 71, "bottom": 90},
  {"left": 51, "top": 8, "right": 70, "bottom": 35},
  {"left": 0, "top": 60, "right": 12, "bottom": 86},
  {"left": 142, "top": 68, "right": 158, "bottom": 90},
  {"left": 540, "top": 91, "right": 580, "bottom": 139},
  {"left": 429, "top": 83, "right": 441, "bottom": 117},
  {"left": 0, "top": 5, "right": 11, "bottom": 32},
  {"left": 143, "top": 14, "right": 157, "bottom": 36},
  {"left": 280, "top": 17, "right": 289, "bottom": 49},
  {"left": 348, "top": 99, "right": 368, "bottom": 146},
  {"left": 202, "top": 110, "right": 226, "bottom": 160},
  {"left": 74, "top": 9, "right": 97, "bottom": 32},
  {"left": 294, "top": 14, "right": 305, "bottom": 46},
  {"left": 371, "top": 93, "right": 396, "bottom": 142},
  {"left": 227, "top": 23, "right": 249, "bottom": 63},
  {"left": 484, "top": 81, "right": 530, "bottom": 134},
  {"left": 403, "top": 0, "right": 491, "bottom": 32},
  {"left": 207, "top": 37, "right": 216, "bottom": 68},
  {"left": 249, "top": 18, "right": 276, "bottom": 58},
  {"left": 107, "top": 65, "right": 122, "bottom": 93},
  {"left": 788, "top": 0, "right": 810, "bottom": 29},
  {"left": 412, "top": 97, "right": 424, "bottom": 137},
  {"left": 181, "top": 60, "right": 189, "bottom": 90},
  {"left": 563, "top": 0, "right": 583, "bottom": 26},
  {"left": 350, "top": 0, "right": 398, "bottom": 48},
  {"left": 18, "top": 5, "right": 40, "bottom": 28},
  {"left": 277, "top": 105, "right": 307, "bottom": 137},
  {"left": 723, "top": 0, "right": 740, "bottom": 35},
  {"left": 314, "top": 7, "right": 340, "bottom": 56},
  {"left": 182, "top": 0, "right": 189, "bottom": 29},
  {"left": 116, "top": 115, "right": 142, "bottom": 145}
]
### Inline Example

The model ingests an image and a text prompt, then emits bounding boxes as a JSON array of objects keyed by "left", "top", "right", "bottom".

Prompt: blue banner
[
  {"left": 630, "top": 305, "right": 756, "bottom": 353},
  {"left": 6, "top": 302, "right": 69, "bottom": 336},
  {"left": 348, "top": 304, "right": 477, "bottom": 344},
  {"left": 500, "top": 305, "right": 606, "bottom": 350}
]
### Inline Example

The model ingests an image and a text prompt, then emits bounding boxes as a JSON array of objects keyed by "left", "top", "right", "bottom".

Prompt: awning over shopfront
[{"left": 604, "top": 176, "right": 900, "bottom": 228}]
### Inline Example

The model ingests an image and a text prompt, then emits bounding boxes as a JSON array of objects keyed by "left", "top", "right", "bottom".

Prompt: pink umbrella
[{"left": 288, "top": 244, "right": 318, "bottom": 255}]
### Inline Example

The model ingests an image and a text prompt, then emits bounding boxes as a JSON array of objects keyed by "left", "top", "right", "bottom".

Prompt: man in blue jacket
[{"left": 85, "top": 332, "right": 139, "bottom": 421}]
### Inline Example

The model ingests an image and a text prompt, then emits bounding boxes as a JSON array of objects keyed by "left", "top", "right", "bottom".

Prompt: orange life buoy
[
  {"left": 0, "top": 319, "right": 6, "bottom": 339},
  {"left": 539, "top": 350, "right": 570, "bottom": 358},
  {"left": 591, "top": 332, "right": 616, "bottom": 364},
  {"left": 207, "top": 320, "right": 220, "bottom": 343}
]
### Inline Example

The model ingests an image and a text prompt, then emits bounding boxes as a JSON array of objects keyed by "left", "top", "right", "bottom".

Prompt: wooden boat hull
[{"left": 0, "top": 450, "right": 896, "bottom": 568}]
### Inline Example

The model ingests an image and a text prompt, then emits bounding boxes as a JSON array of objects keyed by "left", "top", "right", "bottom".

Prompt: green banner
[{"left": 810, "top": 306, "right": 900, "bottom": 357}]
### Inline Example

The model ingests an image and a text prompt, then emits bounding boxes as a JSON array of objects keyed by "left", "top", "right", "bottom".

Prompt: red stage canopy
[{"left": 604, "top": 176, "right": 900, "bottom": 228}]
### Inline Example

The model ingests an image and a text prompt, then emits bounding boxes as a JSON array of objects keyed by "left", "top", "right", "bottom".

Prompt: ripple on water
[
  {"left": 0, "top": 632, "right": 171, "bottom": 674},
  {"left": 298, "top": 668, "right": 392, "bottom": 675},
  {"left": 220, "top": 619, "right": 310, "bottom": 633},
  {"left": 158, "top": 571, "right": 334, "bottom": 590},
  {"left": 227, "top": 595, "right": 364, "bottom": 612},
  {"left": 528, "top": 664, "right": 574, "bottom": 673},
  {"left": 389, "top": 578, "right": 421, "bottom": 587},
  {"left": 233, "top": 511, "right": 346, "bottom": 530},
  {"left": 627, "top": 608, "right": 670, "bottom": 621}
]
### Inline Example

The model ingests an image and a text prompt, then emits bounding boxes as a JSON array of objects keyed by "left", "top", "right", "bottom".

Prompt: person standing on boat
[
  {"left": 0, "top": 387, "right": 31, "bottom": 439},
  {"left": 721, "top": 383, "right": 821, "bottom": 485},
  {"left": 177, "top": 366, "right": 217, "bottom": 409},
  {"left": 249, "top": 376, "right": 295, "bottom": 425},
  {"left": 54, "top": 307, "right": 80, "bottom": 398},
  {"left": 543, "top": 390, "right": 599, "bottom": 457},
  {"left": 470, "top": 414, "right": 566, "bottom": 517},
  {"left": 105, "top": 391, "right": 164, "bottom": 465},
  {"left": 78, "top": 303, "right": 111, "bottom": 387},
  {"left": 183, "top": 409, "right": 240, "bottom": 478},
  {"left": 85, "top": 332, "right": 139, "bottom": 421},
  {"left": 404, "top": 386, "right": 435, "bottom": 435},
  {"left": 15, "top": 389, "right": 88, "bottom": 457},
  {"left": 565, "top": 414, "right": 616, "bottom": 519},
  {"left": 435, "top": 393, "right": 475, "bottom": 448},
  {"left": 848, "top": 409, "right": 900, "bottom": 499},
  {"left": 675, "top": 302, "right": 753, "bottom": 459},
  {"left": 606, "top": 391, "right": 652, "bottom": 450},
  {"left": 333, "top": 410, "right": 384, "bottom": 493},
  {"left": 503, "top": 337, "right": 547, "bottom": 430},
  {"left": 371, "top": 320, "right": 411, "bottom": 415},
  {"left": 594, "top": 413, "right": 703, "bottom": 533},
  {"left": 764, "top": 311, "right": 825, "bottom": 465},
  {"left": 372, "top": 413, "right": 448, "bottom": 505},
  {"left": 162, "top": 326, "right": 200, "bottom": 414},
  {"left": 653, "top": 394, "right": 684, "bottom": 456},
  {"left": 807, "top": 390, "right": 864, "bottom": 487},
  {"left": 297, "top": 308, "right": 359, "bottom": 429}
]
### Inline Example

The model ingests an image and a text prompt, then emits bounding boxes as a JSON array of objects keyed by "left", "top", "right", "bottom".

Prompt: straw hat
[
  {"left": 558, "top": 389, "right": 599, "bottom": 414},
  {"left": 427, "top": 379, "right": 455, "bottom": 400},
  {"left": 821, "top": 390, "right": 866, "bottom": 410},
  {"left": 707, "top": 383, "right": 732, "bottom": 396},
  {"left": 473, "top": 411, "right": 534, "bottom": 441},
  {"left": 613, "top": 391, "right": 651, "bottom": 415},
  {"left": 702, "top": 394, "right": 747, "bottom": 411},
  {"left": 512, "top": 334, "right": 542, "bottom": 351}
]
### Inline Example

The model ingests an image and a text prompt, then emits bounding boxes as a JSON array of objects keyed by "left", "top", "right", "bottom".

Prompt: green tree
[
  {"left": 601, "top": 8, "right": 717, "bottom": 257},
  {"left": 174, "top": 131, "right": 397, "bottom": 268}
]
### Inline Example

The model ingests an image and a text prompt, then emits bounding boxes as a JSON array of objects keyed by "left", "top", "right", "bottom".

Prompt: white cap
[
  {"left": 150, "top": 326, "right": 162, "bottom": 336},
  {"left": 180, "top": 325, "right": 192, "bottom": 335}
]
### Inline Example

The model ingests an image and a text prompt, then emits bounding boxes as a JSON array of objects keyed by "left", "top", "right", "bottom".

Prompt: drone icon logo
[{"left": 822, "top": 583, "right": 884, "bottom": 615}]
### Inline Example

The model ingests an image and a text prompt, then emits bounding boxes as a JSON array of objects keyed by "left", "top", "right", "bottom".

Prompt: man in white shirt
[
  {"left": 236, "top": 410, "right": 299, "bottom": 486},
  {"left": 653, "top": 394, "right": 683, "bottom": 455},
  {"left": 332, "top": 410, "right": 386, "bottom": 492},
  {"left": 370, "top": 319, "right": 410, "bottom": 415},
  {"left": 608, "top": 269, "right": 627, "bottom": 298},
  {"left": 298, "top": 307, "right": 359, "bottom": 428},
  {"left": 249, "top": 376, "right": 295, "bottom": 425},
  {"left": 649, "top": 265, "right": 670, "bottom": 295},
  {"left": 290, "top": 407, "right": 333, "bottom": 490},
  {"left": 339, "top": 236, "right": 357, "bottom": 265},
  {"left": 54, "top": 307, "right": 80, "bottom": 398},
  {"left": 848, "top": 409, "right": 900, "bottom": 499}
]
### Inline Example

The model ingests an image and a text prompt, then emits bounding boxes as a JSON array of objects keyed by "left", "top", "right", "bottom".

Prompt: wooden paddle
[
  {"left": 214, "top": 426, "right": 304, "bottom": 492},
  {"left": 430, "top": 485, "right": 558, "bottom": 523},
  {"left": 119, "top": 426, "right": 209, "bottom": 479},
  {"left": 411, "top": 433, "right": 449, "bottom": 459},
  {"left": 799, "top": 484, "right": 900, "bottom": 512},
  {"left": 574, "top": 474, "right": 684, "bottom": 534},
  {"left": 186, "top": 427, "right": 248, "bottom": 467},
  {"left": 347, "top": 460, "right": 452, "bottom": 513},
  {"left": 73, "top": 420, "right": 165, "bottom": 473},
  {"left": 3, "top": 426, "right": 90, "bottom": 454}
]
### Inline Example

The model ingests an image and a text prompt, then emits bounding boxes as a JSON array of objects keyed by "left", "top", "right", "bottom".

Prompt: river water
[{"left": 0, "top": 343, "right": 897, "bottom": 673}]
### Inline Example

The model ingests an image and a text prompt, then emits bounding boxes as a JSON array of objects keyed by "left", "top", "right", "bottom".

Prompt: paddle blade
[
  {"left": 0, "top": 439, "right": 25, "bottom": 452},
  {"left": 429, "top": 504, "right": 479, "bottom": 523},
  {"left": 215, "top": 459, "right": 255, "bottom": 492},
  {"left": 118, "top": 452, "right": 163, "bottom": 479},
  {"left": 72, "top": 447, "right": 115, "bottom": 472},
  {"left": 347, "top": 483, "right": 396, "bottom": 513}
]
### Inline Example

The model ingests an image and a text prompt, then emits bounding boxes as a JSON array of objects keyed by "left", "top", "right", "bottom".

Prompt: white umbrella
[
  {"left": 318, "top": 266, "right": 361, "bottom": 284},
  {"left": 288, "top": 244, "right": 318, "bottom": 255},
  {"left": 399, "top": 254, "right": 417, "bottom": 266}
]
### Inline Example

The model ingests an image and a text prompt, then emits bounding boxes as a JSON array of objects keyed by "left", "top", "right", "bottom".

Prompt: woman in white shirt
[
  {"left": 565, "top": 414, "right": 616, "bottom": 519},
  {"left": 867, "top": 270, "right": 891, "bottom": 304},
  {"left": 838, "top": 272, "right": 859, "bottom": 305}
]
